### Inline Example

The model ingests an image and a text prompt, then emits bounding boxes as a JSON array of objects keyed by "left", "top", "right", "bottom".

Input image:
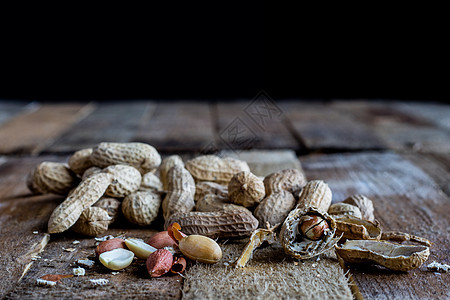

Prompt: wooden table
[{"left": 0, "top": 99, "right": 449, "bottom": 299}]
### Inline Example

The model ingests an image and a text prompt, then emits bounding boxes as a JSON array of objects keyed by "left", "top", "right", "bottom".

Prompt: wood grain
[
  {"left": 134, "top": 102, "right": 215, "bottom": 152},
  {"left": 216, "top": 101, "right": 299, "bottom": 150},
  {"left": 0, "top": 155, "right": 66, "bottom": 298},
  {"left": 0, "top": 103, "right": 95, "bottom": 155},
  {"left": 280, "top": 101, "right": 385, "bottom": 151},
  {"left": 47, "top": 101, "right": 154, "bottom": 153},
  {"left": 331, "top": 100, "right": 450, "bottom": 153},
  {"left": 300, "top": 152, "right": 450, "bottom": 299},
  {"left": 0, "top": 100, "right": 32, "bottom": 126}
]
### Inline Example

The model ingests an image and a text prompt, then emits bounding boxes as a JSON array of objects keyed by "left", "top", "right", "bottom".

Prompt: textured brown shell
[
  {"left": 71, "top": 207, "right": 111, "bottom": 236},
  {"left": 343, "top": 194, "right": 375, "bottom": 222},
  {"left": 336, "top": 240, "right": 430, "bottom": 271},
  {"left": 296, "top": 180, "right": 332, "bottom": 213},
  {"left": 68, "top": 148, "right": 94, "bottom": 175},
  {"left": 263, "top": 169, "right": 307, "bottom": 195},
  {"left": 195, "top": 194, "right": 250, "bottom": 213},
  {"left": 140, "top": 172, "right": 163, "bottom": 192},
  {"left": 93, "top": 197, "right": 121, "bottom": 224},
  {"left": 194, "top": 181, "right": 229, "bottom": 203},
  {"left": 91, "top": 142, "right": 161, "bottom": 173},
  {"left": 102, "top": 164, "right": 142, "bottom": 197},
  {"left": 122, "top": 191, "right": 162, "bottom": 226},
  {"left": 159, "top": 155, "right": 184, "bottom": 190},
  {"left": 165, "top": 210, "right": 259, "bottom": 239},
  {"left": 280, "top": 206, "right": 340, "bottom": 260},
  {"left": 48, "top": 173, "right": 114, "bottom": 233},
  {"left": 185, "top": 155, "right": 250, "bottom": 184},
  {"left": 228, "top": 171, "right": 265, "bottom": 207},
  {"left": 254, "top": 190, "right": 296, "bottom": 228},
  {"left": 328, "top": 203, "right": 362, "bottom": 219},
  {"left": 81, "top": 166, "right": 102, "bottom": 180},
  {"left": 29, "top": 162, "right": 79, "bottom": 195},
  {"left": 335, "top": 215, "right": 382, "bottom": 240},
  {"left": 162, "top": 165, "right": 196, "bottom": 220}
]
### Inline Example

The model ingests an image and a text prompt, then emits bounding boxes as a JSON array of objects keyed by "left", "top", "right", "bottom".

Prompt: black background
[{"left": 0, "top": 3, "right": 447, "bottom": 101}]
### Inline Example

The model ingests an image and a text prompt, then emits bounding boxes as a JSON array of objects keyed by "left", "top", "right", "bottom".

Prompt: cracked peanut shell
[
  {"left": 328, "top": 203, "right": 362, "bottom": 219},
  {"left": 93, "top": 197, "right": 121, "bottom": 224},
  {"left": 336, "top": 240, "right": 430, "bottom": 271},
  {"left": 194, "top": 181, "right": 229, "bottom": 203},
  {"left": 334, "top": 215, "right": 382, "bottom": 240},
  {"left": 343, "top": 194, "right": 375, "bottom": 222},
  {"left": 280, "top": 206, "right": 340, "bottom": 260}
]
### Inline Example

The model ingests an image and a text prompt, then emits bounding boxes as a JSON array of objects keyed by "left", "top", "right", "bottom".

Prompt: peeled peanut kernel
[
  {"left": 178, "top": 235, "right": 222, "bottom": 264},
  {"left": 125, "top": 238, "right": 157, "bottom": 259},
  {"left": 299, "top": 215, "right": 329, "bottom": 241},
  {"left": 99, "top": 248, "right": 134, "bottom": 270}
]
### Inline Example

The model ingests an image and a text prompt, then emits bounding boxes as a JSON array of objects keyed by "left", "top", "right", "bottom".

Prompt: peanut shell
[
  {"left": 159, "top": 155, "right": 184, "bottom": 190},
  {"left": 28, "top": 162, "right": 79, "bottom": 195},
  {"left": 165, "top": 210, "right": 259, "bottom": 239},
  {"left": 194, "top": 181, "right": 228, "bottom": 203},
  {"left": 122, "top": 191, "right": 162, "bottom": 226},
  {"left": 82, "top": 166, "right": 102, "bottom": 180},
  {"left": 254, "top": 190, "right": 296, "bottom": 228},
  {"left": 162, "top": 165, "right": 196, "bottom": 220},
  {"left": 296, "top": 180, "right": 332, "bottom": 213},
  {"left": 48, "top": 173, "right": 114, "bottom": 233},
  {"left": 68, "top": 148, "right": 94, "bottom": 175},
  {"left": 228, "top": 171, "right": 265, "bottom": 207},
  {"left": 91, "top": 142, "right": 161, "bottom": 173},
  {"left": 263, "top": 169, "right": 307, "bottom": 195},
  {"left": 71, "top": 207, "right": 111, "bottom": 236},
  {"left": 140, "top": 172, "right": 163, "bottom": 192},
  {"left": 336, "top": 240, "right": 430, "bottom": 271},
  {"left": 280, "top": 206, "right": 340, "bottom": 260},
  {"left": 185, "top": 155, "right": 250, "bottom": 184},
  {"left": 102, "top": 164, "right": 142, "bottom": 197},
  {"left": 328, "top": 203, "right": 362, "bottom": 219},
  {"left": 343, "top": 194, "right": 375, "bottom": 222},
  {"left": 93, "top": 197, "right": 121, "bottom": 224},
  {"left": 334, "top": 215, "right": 382, "bottom": 240},
  {"left": 195, "top": 194, "right": 250, "bottom": 213}
]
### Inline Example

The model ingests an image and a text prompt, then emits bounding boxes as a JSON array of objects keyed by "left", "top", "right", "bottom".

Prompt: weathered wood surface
[
  {"left": 0, "top": 100, "right": 32, "bottom": 126},
  {"left": 134, "top": 102, "right": 215, "bottom": 152},
  {"left": 300, "top": 152, "right": 450, "bottom": 300},
  {"left": 0, "top": 155, "right": 65, "bottom": 299},
  {"left": 47, "top": 101, "right": 154, "bottom": 153},
  {"left": 215, "top": 101, "right": 299, "bottom": 151},
  {"left": 0, "top": 103, "right": 95, "bottom": 155},
  {"left": 330, "top": 100, "right": 450, "bottom": 153},
  {"left": 280, "top": 101, "right": 385, "bottom": 151}
]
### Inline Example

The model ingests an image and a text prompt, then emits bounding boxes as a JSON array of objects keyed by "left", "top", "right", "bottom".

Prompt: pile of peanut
[{"left": 27, "top": 142, "right": 432, "bottom": 275}]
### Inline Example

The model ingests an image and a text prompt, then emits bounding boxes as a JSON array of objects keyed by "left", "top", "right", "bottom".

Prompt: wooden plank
[
  {"left": 331, "top": 100, "right": 450, "bottom": 153},
  {"left": 0, "top": 103, "right": 95, "bottom": 155},
  {"left": 0, "top": 100, "right": 33, "bottom": 126},
  {"left": 6, "top": 229, "right": 183, "bottom": 300},
  {"left": 280, "top": 101, "right": 385, "bottom": 151},
  {"left": 0, "top": 155, "right": 66, "bottom": 298},
  {"left": 134, "top": 101, "right": 215, "bottom": 152},
  {"left": 47, "top": 101, "right": 153, "bottom": 153},
  {"left": 394, "top": 101, "right": 450, "bottom": 131},
  {"left": 216, "top": 101, "right": 300, "bottom": 150},
  {"left": 300, "top": 152, "right": 450, "bottom": 299},
  {"left": 0, "top": 155, "right": 182, "bottom": 299},
  {"left": 403, "top": 152, "right": 450, "bottom": 196}
]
